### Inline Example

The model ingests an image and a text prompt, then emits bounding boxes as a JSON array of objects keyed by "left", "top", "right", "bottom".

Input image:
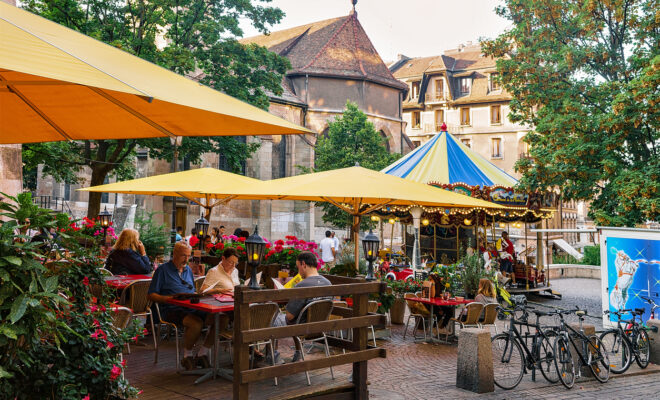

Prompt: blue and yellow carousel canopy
[{"left": 382, "top": 131, "right": 518, "bottom": 187}]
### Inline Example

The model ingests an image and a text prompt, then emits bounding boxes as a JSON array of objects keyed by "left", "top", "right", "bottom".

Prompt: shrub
[
  {"left": 0, "top": 192, "right": 143, "bottom": 399},
  {"left": 581, "top": 245, "right": 601, "bottom": 266},
  {"left": 134, "top": 211, "right": 171, "bottom": 261}
]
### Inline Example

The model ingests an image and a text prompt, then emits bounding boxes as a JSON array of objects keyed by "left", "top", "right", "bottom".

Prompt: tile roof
[
  {"left": 389, "top": 44, "right": 511, "bottom": 104},
  {"left": 241, "top": 12, "right": 406, "bottom": 90}
]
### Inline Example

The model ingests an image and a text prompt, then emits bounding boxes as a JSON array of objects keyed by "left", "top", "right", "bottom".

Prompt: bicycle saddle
[
  {"left": 575, "top": 310, "right": 587, "bottom": 316},
  {"left": 634, "top": 308, "right": 645, "bottom": 315}
]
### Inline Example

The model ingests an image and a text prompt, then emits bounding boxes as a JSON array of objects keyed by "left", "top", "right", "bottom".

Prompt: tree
[
  {"left": 481, "top": 0, "right": 659, "bottom": 226},
  {"left": 312, "top": 101, "right": 401, "bottom": 229},
  {"left": 22, "top": 0, "right": 290, "bottom": 218}
]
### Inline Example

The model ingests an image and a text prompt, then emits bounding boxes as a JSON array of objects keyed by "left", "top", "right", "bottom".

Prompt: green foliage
[
  {"left": 481, "top": 0, "right": 659, "bottom": 226},
  {"left": 553, "top": 253, "right": 580, "bottom": 264},
  {"left": 582, "top": 245, "right": 601, "bottom": 265},
  {"left": 430, "top": 264, "right": 462, "bottom": 293},
  {"left": 0, "top": 193, "right": 144, "bottom": 398},
  {"left": 310, "top": 101, "right": 402, "bottom": 229},
  {"left": 134, "top": 211, "right": 171, "bottom": 261},
  {"left": 22, "top": 0, "right": 290, "bottom": 217},
  {"left": 457, "top": 252, "right": 488, "bottom": 298},
  {"left": 386, "top": 278, "right": 423, "bottom": 297},
  {"left": 335, "top": 242, "right": 367, "bottom": 274}
]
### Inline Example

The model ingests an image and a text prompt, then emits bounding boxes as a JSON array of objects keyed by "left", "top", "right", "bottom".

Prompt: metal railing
[
  {"left": 33, "top": 194, "right": 73, "bottom": 215},
  {"left": 425, "top": 92, "right": 446, "bottom": 102}
]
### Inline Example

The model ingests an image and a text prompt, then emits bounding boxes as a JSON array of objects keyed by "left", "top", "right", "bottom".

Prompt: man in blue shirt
[{"left": 148, "top": 241, "right": 214, "bottom": 370}]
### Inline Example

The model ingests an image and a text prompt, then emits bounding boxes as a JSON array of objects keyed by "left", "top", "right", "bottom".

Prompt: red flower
[
  {"left": 99, "top": 305, "right": 106, "bottom": 312},
  {"left": 106, "top": 341, "right": 114, "bottom": 350},
  {"left": 93, "top": 319, "right": 100, "bottom": 327},
  {"left": 285, "top": 235, "right": 297, "bottom": 240},
  {"left": 274, "top": 245, "right": 284, "bottom": 253},
  {"left": 215, "top": 242, "right": 224, "bottom": 250},
  {"left": 288, "top": 250, "right": 293, "bottom": 255},
  {"left": 121, "top": 359, "right": 127, "bottom": 367},
  {"left": 90, "top": 329, "right": 107, "bottom": 340},
  {"left": 89, "top": 305, "right": 98, "bottom": 313},
  {"left": 82, "top": 276, "right": 89, "bottom": 286},
  {"left": 82, "top": 395, "right": 90, "bottom": 400},
  {"left": 109, "top": 364, "right": 121, "bottom": 380},
  {"left": 237, "top": 246, "right": 244, "bottom": 251},
  {"left": 237, "top": 237, "right": 246, "bottom": 243},
  {"left": 265, "top": 243, "right": 272, "bottom": 249},
  {"left": 142, "top": 328, "right": 148, "bottom": 336},
  {"left": 274, "top": 239, "right": 284, "bottom": 246}
]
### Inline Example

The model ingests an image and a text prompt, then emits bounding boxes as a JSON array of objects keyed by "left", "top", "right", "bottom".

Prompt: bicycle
[
  {"left": 553, "top": 308, "right": 610, "bottom": 388},
  {"left": 491, "top": 303, "right": 559, "bottom": 389},
  {"left": 600, "top": 308, "right": 650, "bottom": 373},
  {"left": 641, "top": 295, "right": 660, "bottom": 322}
]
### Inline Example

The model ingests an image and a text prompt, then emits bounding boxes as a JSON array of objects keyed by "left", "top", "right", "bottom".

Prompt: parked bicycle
[
  {"left": 600, "top": 307, "right": 650, "bottom": 374},
  {"left": 553, "top": 307, "right": 610, "bottom": 388},
  {"left": 491, "top": 303, "right": 559, "bottom": 389}
]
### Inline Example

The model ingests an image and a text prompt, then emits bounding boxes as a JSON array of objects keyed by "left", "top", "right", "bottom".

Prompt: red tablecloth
[
  {"left": 104, "top": 274, "right": 152, "bottom": 290},
  {"left": 406, "top": 297, "right": 473, "bottom": 307},
  {"left": 167, "top": 296, "right": 234, "bottom": 313}
]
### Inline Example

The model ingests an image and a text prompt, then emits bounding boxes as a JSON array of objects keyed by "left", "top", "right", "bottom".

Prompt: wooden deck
[{"left": 125, "top": 338, "right": 356, "bottom": 400}]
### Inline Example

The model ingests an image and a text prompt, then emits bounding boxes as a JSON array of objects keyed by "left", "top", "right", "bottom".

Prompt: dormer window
[
  {"left": 411, "top": 81, "right": 421, "bottom": 99},
  {"left": 460, "top": 78, "right": 471, "bottom": 94},
  {"left": 490, "top": 72, "right": 501, "bottom": 91}
]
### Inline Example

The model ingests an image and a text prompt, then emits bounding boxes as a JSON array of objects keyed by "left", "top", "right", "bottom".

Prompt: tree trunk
[{"left": 86, "top": 166, "right": 108, "bottom": 218}]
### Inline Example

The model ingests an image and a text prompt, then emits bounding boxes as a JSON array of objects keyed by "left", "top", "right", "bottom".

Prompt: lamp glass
[
  {"left": 98, "top": 206, "right": 112, "bottom": 227},
  {"left": 362, "top": 230, "right": 380, "bottom": 263},
  {"left": 388, "top": 218, "right": 395, "bottom": 224},
  {"left": 422, "top": 219, "right": 430, "bottom": 226},
  {"left": 194, "top": 215, "right": 210, "bottom": 238},
  {"left": 245, "top": 226, "right": 267, "bottom": 266}
]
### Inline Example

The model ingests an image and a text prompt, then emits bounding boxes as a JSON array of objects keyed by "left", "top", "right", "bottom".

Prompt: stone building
[
  {"left": 389, "top": 43, "right": 582, "bottom": 243},
  {"left": 34, "top": 5, "right": 412, "bottom": 243}
]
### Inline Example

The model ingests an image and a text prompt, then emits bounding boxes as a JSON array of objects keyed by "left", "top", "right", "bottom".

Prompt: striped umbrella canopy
[{"left": 381, "top": 130, "right": 518, "bottom": 187}]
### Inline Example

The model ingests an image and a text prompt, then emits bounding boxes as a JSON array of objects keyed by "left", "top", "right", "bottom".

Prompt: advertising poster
[{"left": 600, "top": 228, "right": 660, "bottom": 327}]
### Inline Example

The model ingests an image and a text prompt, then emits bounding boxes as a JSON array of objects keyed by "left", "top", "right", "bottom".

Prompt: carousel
[{"left": 377, "top": 127, "right": 559, "bottom": 295}]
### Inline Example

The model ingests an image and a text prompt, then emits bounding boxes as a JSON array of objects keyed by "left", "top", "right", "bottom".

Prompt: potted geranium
[{"left": 386, "top": 278, "right": 423, "bottom": 324}]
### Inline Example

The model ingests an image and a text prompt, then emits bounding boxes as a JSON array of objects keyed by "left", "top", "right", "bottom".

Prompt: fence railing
[
  {"left": 32, "top": 194, "right": 73, "bottom": 215},
  {"left": 425, "top": 92, "right": 445, "bottom": 102},
  {"left": 232, "top": 275, "right": 386, "bottom": 399}
]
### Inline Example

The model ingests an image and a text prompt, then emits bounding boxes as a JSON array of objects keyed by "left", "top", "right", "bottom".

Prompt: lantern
[
  {"left": 362, "top": 229, "right": 380, "bottom": 281},
  {"left": 98, "top": 206, "right": 112, "bottom": 228},
  {"left": 245, "top": 225, "right": 267, "bottom": 290},
  {"left": 194, "top": 214, "right": 209, "bottom": 250}
]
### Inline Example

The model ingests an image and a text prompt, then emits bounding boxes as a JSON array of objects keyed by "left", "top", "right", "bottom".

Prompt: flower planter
[{"left": 390, "top": 297, "right": 406, "bottom": 325}]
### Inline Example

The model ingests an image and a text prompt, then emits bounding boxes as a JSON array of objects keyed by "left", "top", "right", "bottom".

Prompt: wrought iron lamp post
[
  {"left": 245, "top": 226, "right": 267, "bottom": 290},
  {"left": 362, "top": 229, "right": 380, "bottom": 281},
  {"left": 194, "top": 214, "right": 210, "bottom": 252},
  {"left": 98, "top": 206, "right": 112, "bottom": 246}
]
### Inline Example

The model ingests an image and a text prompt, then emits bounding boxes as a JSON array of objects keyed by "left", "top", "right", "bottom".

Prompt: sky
[{"left": 240, "top": 0, "right": 511, "bottom": 61}]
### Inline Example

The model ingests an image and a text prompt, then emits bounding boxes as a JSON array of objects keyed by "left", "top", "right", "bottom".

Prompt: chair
[
  {"left": 154, "top": 303, "right": 181, "bottom": 367},
  {"left": 194, "top": 276, "right": 205, "bottom": 293},
  {"left": 329, "top": 300, "right": 348, "bottom": 352},
  {"left": 479, "top": 303, "right": 499, "bottom": 334},
  {"left": 294, "top": 299, "right": 334, "bottom": 386},
  {"left": 119, "top": 280, "right": 157, "bottom": 360},
  {"left": 368, "top": 300, "right": 379, "bottom": 347},
  {"left": 403, "top": 293, "right": 429, "bottom": 341},
  {"left": 111, "top": 306, "right": 134, "bottom": 353},
  {"left": 448, "top": 302, "right": 483, "bottom": 342},
  {"left": 99, "top": 268, "right": 113, "bottom": 276},
  {"left": 249, "top": 303, "right": 280, "bottom": 385}
]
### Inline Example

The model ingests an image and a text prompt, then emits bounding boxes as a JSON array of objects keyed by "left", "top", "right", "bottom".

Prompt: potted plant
[{"left": 386, "top": 279, "right": 423, "bottom": 324}]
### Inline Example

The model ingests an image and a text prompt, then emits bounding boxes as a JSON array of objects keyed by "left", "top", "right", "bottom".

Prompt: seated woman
[
  {"left": 460, "top": 278, "right": 497, "bottom": 321},
  {"left": 201, "top": 247, "right": 240, "bottom": 294},
  {"left": 105, "top": 229, "right": 152, "bottom": 275}
]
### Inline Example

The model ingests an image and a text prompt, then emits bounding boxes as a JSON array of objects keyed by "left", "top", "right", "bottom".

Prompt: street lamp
[
  {"left": 194, "top": 214, "right": 209, "bottom": 252},
  {"left": 362, "top": 229, "right": 380, "bottom": 281},
  {"left": 98, "top": 206, "right": 112, "bottom": 245},
  {"left": 245, "top": 225, "right": 267, "bottom": 290}
]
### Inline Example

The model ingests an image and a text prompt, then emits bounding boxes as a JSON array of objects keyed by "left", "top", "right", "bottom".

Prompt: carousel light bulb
[
  {"left": 422, "top": 219, "right": 430, "bottom": 226},
  {"left": 499, "top": 222, "right": 506, "bottom": 228},
  {"left": 464, "top": 218, "right": 472, "bottom": 226},
  {"left": 371, "top": 215, "right": 380, "bottom": 221},
  {"left": 389, "top": 218, "right": 395, "bottom": 224}
]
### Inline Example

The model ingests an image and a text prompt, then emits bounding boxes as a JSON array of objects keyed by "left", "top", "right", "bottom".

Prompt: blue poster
[{"left": 606, "top": 236, "right": 660, "bottom": 323}]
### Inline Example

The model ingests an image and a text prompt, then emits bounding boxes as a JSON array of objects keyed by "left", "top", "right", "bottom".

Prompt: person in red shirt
[{"left": 496, "top": 231, "right": 516, "bottom": 285}]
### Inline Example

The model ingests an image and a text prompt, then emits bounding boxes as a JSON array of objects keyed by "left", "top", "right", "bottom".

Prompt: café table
[
  {"left": 166, "top": 295, "right": 234, "bottom": 384},
  {"left": 406, "top": 297, "right": 473, "bottom": 343},
  {"left": 104, "top": 274, "right": 152, "bottom": 290}
]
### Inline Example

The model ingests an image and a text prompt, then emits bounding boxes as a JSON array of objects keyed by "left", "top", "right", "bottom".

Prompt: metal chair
[
  {"left": 119, "top": 279, "right": 157, "bottom": 360},
  {"left": 403, "top": 293, "right": 429, "bottom": 340},
  {"left": 294, "top": 299, "right": 334, "bottom": 386},
  {"left": 99, "top": 268, "right": 113, "bottom": 276},
  {"left": 329, "top": 300, "right": 348, "bottom": 352},
  {"left": 154, "top": 303, "right": 181, "bottom": 368},
  {"left": 448, "top": 302, "right": 483, "bottom": 342},
  {"left": 368, "top": 300, "right": 379, "bottom": 347},
  {"left": 479, "top": 303, "right": 499, "bottom": 334},
  {"left": 111, "top": 306, "right": 134, "bottom": 353}
]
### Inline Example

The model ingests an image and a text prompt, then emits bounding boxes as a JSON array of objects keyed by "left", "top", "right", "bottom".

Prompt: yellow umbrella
[
  {"left": 200, "top": 166, "right": 504, "bottom": 269},
  {"left": 0, "top": 2, "right": 311, "bottom": 143},
  {"left": 79, "top": 168, "right": 258, "bottom": 219}
]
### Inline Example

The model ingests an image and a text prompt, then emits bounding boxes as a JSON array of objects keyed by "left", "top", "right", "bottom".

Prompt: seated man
[
  {"left": 273, "top": 251, "right": 331, "bottom": 362},
  {"left": 201, "top": 247, "right": 240, "bottom": 294},
  {"left": 148, "top": 241, "right": 215, "bottom": 370}
]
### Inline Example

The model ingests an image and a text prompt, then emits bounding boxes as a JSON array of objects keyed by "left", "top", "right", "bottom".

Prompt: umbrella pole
[{"left": 354, "top": 214, "right": 361, "bottom": 273}]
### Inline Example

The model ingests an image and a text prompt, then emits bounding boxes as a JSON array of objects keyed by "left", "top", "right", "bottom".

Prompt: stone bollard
[
  {"left": 646, "top": 319, "right": 660, "bottom": 365},
  {"left": 456, "top": 328, "right": 494, "bottom": 393},
  {"left": 567, "top": 322, "right": 595, "bottom": 375}
]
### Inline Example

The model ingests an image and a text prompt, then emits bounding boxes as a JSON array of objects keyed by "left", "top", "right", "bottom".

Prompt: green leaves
[
  {"left": 3, "top": 256, "right": 21, "bottom": 266},
  {"left": 482, "top": 0, "right": 659, "bottom": 226},
  {"left": 9, "top": 294, "right": 28, "bottom": 324}
]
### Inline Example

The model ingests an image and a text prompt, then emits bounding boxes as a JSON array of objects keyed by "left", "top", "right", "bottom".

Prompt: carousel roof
[{"left": 381, "top": 130, "right": 518, "bottom": 187}]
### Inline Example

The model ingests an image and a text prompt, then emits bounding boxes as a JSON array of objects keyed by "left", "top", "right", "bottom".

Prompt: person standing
[
  {"left": 496, "top": 231, "right": 516, "bottom": 285},
  {"left": 319, "top": 230, "right": 336, "bottom": 268},
  {"left": 331, "top": 231, "right": 340, "bottom": 255}
]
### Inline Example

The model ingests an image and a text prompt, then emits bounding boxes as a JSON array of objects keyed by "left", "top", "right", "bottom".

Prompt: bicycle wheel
[
  {"left": 587, "top": 335, "right": 610, "bottom": 383},
  {"left": 599, "top": 329, "right": 631, "bottom": 374},
  {"left": 635, "top": 329, "right": 651, "bottom": 369},
  {"left": 554, "top": 335, "right": 575, "bottom": 389},
  {"left": 538, "top": 333, "right": 559, "bottom": 383},
  {"left": 491, "top": 333, "right": 524, "bottom": 390}
]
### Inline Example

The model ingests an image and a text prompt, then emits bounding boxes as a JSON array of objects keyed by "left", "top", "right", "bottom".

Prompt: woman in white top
[{"left": 201, "top": 247, "right": 240, "bottom": 295}]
